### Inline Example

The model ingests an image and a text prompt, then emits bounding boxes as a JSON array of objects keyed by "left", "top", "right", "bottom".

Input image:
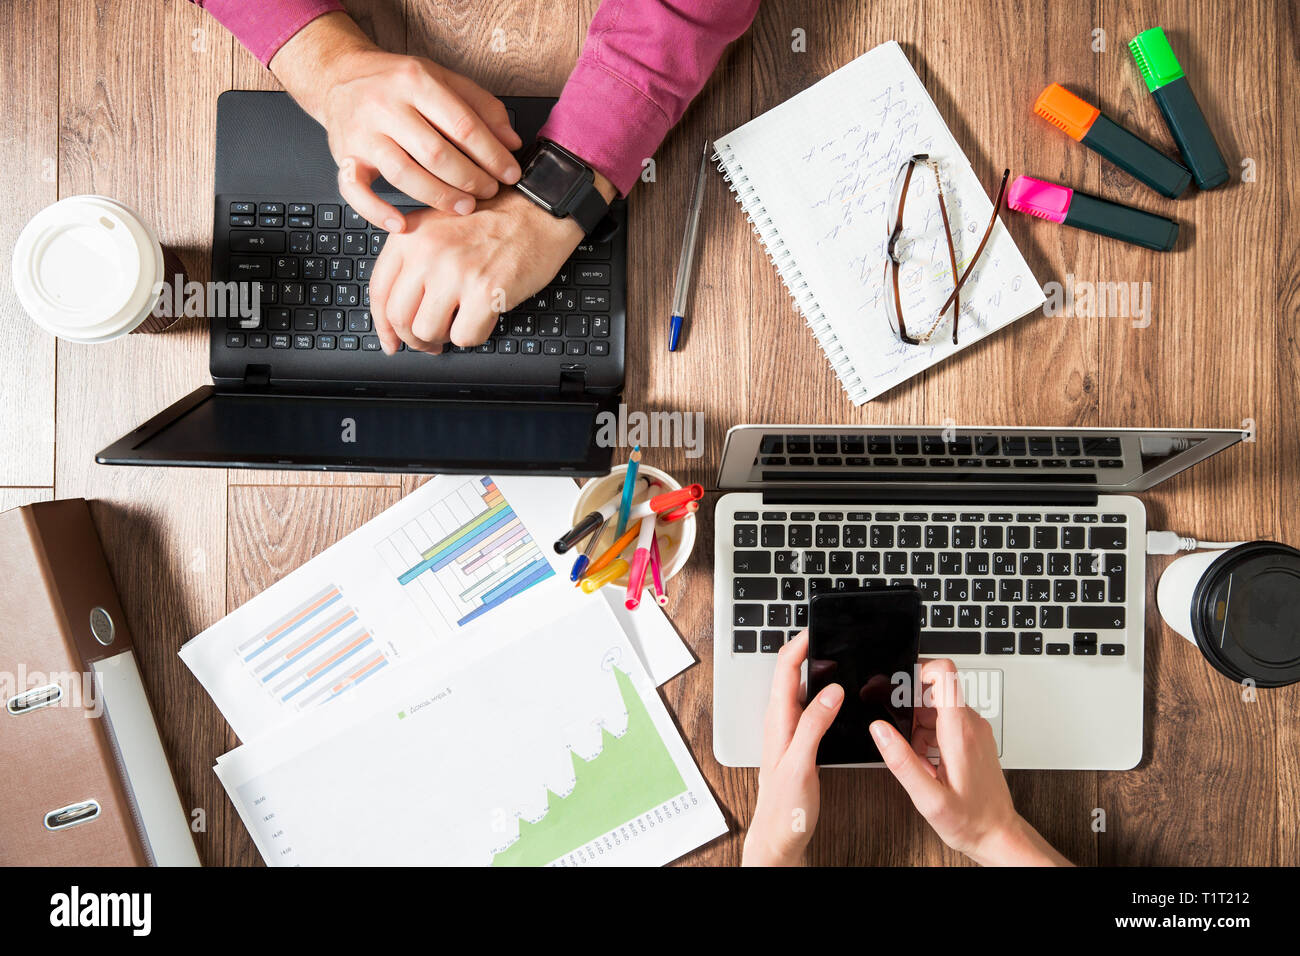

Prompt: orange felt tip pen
[
  {"left": 578, "top": 519, "right": 642, "bottom": 584},
  {"left": 1034, "top": 83, "right": 1190, "bottom": 199},
  {"left": 580, "top": 559, "right": 629, "bottom": 594}
]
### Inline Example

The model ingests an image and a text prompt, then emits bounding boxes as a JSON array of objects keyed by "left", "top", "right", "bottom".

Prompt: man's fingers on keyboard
[
  {"left": 393, "top": 107, "right": 499, "bottom": 201},
  {"left": 374, "top": 137, "right": 477, "bottom": 216},
  {"left": 413, "top": 77, "right": 521, "bottom": 186},
  {"left": 441, "top": 72, "right": 523, "bottom": 152},
  {"left": 411, "top": 288, "right": 455, "bottom": 347},
  {"left": 447, "top": 298, "right": 498, "bottom": 348},
  {"left": 383, "top": 274, "right": 429, "bottom": 351},
  {"left": 367, "top": 247, "right": 401, "bottom": 353},
  {"left": 374, "top": 317, "right": 401, "bottom": 356},
  {"left": 337, "top": 156, "right": 406, "bottom": 234}
]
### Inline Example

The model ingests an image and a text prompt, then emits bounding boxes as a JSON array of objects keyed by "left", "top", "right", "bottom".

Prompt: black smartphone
[{"left": 808, "top": 587, "right": 922, "bottom": 765}]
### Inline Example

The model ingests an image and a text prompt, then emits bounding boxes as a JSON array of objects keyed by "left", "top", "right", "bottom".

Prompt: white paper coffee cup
[
  {"left": 1157, "top": 541, "right": 1300, "bottom": 687},
  {"left": 11, "top": 195, "right": 181, "bottom": 342}
]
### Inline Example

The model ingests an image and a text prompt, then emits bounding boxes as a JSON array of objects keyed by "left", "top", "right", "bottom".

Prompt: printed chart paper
[
  {"left": 181, "top": 474, "right": 692, "bottom": 741},
  {"left": 214, "top": 601, "right": 726, "bottom": 866}
]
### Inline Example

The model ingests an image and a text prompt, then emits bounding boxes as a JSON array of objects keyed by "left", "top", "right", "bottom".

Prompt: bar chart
[
  {"left": 377, "top": 476, "right": 555, "bottom": 630},
  {"left": 236, "top": 584, "right": 389, "bottom": 711}
]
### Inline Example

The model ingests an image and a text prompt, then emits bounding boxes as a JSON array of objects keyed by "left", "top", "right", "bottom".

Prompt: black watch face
[{"left": 521, "top": 146, "right": 588, "bottom": 212}]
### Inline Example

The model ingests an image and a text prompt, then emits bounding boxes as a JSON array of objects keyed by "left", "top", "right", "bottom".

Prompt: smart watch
[{"left": 514, "top": 139, "right": 613, "bottom": 238}]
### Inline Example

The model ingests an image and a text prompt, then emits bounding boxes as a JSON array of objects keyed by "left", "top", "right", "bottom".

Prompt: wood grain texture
[
  {"left": 53, "top": 0, "right": 233, "bottom": 865},
  {"left": 5, "top": 0, "right": 1295, "bottom": 867},
  {"left": 0, "top": 487, "right": 55, "bottom": 512},
  {"left": 1093, "top": 0, "right": 1283, "bottom": 866},
  {"left": 1274, "top": 0, "right": 1300, "bottom": 868},
  {"left": 0, "top": 0, "right": 58, "bottom": 485}
]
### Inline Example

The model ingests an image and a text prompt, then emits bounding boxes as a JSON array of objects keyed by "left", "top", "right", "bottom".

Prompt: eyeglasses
[{"left": 883, "top": 154, "right": 1010, "bottom": 346}]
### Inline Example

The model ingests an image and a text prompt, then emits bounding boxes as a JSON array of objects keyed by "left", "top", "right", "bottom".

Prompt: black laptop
[{"left": 97, "top": 91, "right": 627, "bottom": 475}]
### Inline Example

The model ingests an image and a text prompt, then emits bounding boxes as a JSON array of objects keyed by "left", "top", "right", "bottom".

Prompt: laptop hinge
[
  {"left": 242, "top": 364, "right": 272, "bottom": 388},
  {"left": 760, "top": 488, "right": 1101, "bottom": 507},
  {"left": 559, "top": 369, "right": 586, "bottom": 398}
]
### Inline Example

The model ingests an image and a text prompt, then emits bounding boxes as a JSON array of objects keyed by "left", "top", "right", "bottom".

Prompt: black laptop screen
[{"left": 99, "top": 390, "right": 609, "bottom": 475}]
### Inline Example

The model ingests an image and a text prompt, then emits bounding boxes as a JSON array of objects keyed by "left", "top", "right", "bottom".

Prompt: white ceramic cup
[
  {"left": 571, "top": 464, "right": 697, "bottom": 588},
  {"left": 11, "top": 195, "right": 178, "bottom": 342}
]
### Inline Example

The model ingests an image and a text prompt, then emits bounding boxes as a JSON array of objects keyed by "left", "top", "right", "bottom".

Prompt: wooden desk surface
[{"left": 2, "top": 0, "right": 1296, "bottom": 866}]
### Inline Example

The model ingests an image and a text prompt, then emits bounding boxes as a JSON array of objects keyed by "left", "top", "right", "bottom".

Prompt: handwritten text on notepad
[{"left": 713, "top": 42, "right": 1044, "bottom": 402}]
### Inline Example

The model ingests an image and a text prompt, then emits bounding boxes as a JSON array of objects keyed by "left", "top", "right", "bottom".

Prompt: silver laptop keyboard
[{"left": 730, "top": 508, "right": 1129, "bottom": 657}]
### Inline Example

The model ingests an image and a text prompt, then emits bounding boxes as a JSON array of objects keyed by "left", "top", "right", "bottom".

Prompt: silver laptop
[{"left": 712, "top": 425, "right": 1245, "bottom": 770}]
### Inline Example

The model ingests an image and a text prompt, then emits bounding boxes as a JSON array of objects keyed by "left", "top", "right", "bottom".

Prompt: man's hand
[
  {"left": 742, "top": 632, "right": 842, "bottom": 867},
  {"left": 368, "top": 188, "right": 588, "bottom": 354},
  {"left": 270, "top": 12, "right": 522, "bottom": 232},
  {"left": 870, "top": 658, "right": 1073, "bottom": 867}
]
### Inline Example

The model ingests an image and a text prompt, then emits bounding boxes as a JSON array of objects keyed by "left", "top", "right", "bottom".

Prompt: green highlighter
[{"left": 1129, "top": 28, "right": 1228, "bottom": 190}]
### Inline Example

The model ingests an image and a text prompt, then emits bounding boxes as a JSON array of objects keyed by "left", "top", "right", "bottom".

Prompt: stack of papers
[{"left": 183, "top": 474, "right": 725, "bottom": 866}]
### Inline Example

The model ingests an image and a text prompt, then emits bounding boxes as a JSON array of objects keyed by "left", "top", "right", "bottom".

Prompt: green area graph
[{"left": 492, "top": 667, "right": 686, "bottom": 867}]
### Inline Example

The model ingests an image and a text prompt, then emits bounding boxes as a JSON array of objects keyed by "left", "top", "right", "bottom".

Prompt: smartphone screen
[{"left": 807, "top": 587, "right": 922, "bottom": 765}]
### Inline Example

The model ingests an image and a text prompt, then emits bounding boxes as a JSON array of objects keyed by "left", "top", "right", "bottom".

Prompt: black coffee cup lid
[{"left": 1192, "top": 541, "right": 1300, "bottom": 687}]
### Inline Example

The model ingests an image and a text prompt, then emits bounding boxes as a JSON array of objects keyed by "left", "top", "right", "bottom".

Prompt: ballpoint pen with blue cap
[{"left": 668, "top": 140, "right": 711, "bottom": 352}]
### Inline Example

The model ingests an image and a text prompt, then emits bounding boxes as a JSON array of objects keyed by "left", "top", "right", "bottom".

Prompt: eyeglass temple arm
[{"left": 932, "top": 169, "right": 1012, "bottom": 319}]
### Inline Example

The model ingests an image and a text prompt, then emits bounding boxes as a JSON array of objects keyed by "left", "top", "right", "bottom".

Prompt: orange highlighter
[{"left": 1034, "top": 83, "right": 1191, "bottom": 199}]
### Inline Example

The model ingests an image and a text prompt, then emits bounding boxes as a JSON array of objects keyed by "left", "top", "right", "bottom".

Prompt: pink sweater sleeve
[
  {"left": 190, "top": 0, "right": 344, "bottom": 66},
  {"left": 539, "top": 0, "right": 760, "bottom": 196}
]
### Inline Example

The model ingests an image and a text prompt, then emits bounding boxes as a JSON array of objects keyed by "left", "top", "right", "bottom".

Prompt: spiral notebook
[{"left": 715, "top": 41, "right": 1045, "bottom": 404}]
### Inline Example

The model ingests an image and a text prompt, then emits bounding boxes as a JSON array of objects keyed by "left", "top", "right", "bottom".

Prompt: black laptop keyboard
[
  {"left": 220, "top": 200, "right": 614, "bottom": 356},
  {"left": 730, "top": 508, "right": 1130, "bottom": 657},
  {"left": 755, "top": 433, "right": 1127, "bottom": 469}
]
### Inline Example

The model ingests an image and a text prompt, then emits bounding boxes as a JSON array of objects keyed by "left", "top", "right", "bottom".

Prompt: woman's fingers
[{"left": 761, "top": 631, "right": 809, "bottom": 772}]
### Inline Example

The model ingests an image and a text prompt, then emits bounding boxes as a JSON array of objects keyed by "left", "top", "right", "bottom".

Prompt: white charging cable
[{"left": 1146, "top": 531, "right": 1246, "bottom": 555}]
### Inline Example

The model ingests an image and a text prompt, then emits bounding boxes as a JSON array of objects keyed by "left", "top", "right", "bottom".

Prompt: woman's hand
[
  {"left": 270, "top": 12, "right": 523, "bottom": 232},
  {"left": 870, "top": 658, "right": 1072, "bottom": 866},
  {"left": 742, "top": 632, "right": 843, "bottom": 867}
]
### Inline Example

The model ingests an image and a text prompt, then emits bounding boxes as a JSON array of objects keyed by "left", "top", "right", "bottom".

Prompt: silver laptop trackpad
[{"left": 925, "top": 668, "right": 1004, "bottom": 761}]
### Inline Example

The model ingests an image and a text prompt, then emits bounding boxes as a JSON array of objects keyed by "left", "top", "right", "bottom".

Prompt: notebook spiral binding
[{"left": 713, "top": 144, "right": 865, "bottom": 403}]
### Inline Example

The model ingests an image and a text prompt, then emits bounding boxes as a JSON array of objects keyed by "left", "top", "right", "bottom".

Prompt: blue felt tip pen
[{"left": 569, "top": 516, "right": 606, "bottom": 582}]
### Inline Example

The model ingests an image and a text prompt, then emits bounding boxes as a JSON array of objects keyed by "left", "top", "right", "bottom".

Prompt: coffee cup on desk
[
  {"left": 1156, "top": 541, "right": 1300, "bottom": 688},
  {"left": 11, "top": 195, "right": 191, "bottom": 342}
]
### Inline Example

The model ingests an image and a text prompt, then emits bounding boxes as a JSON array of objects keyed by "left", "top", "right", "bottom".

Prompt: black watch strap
[{"left": 569, "top": 179, "right": 611, "bottom": 236}]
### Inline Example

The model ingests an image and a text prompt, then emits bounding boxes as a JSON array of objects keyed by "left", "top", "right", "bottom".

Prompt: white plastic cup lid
[{"left": 11, "top": 195, "right": 164, "bottom": 343}]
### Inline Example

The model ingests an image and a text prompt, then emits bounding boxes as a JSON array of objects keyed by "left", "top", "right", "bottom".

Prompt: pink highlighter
[{"left": 1007, "top": 175, "right": 1178, "bottom": 252}]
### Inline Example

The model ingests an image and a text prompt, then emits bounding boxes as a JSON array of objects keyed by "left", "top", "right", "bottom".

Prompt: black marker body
[
  {"left": 1152, "top": 76, "right": 1228, "bottom": 190},
  {"left": 1065, "top": 192, "right": 1180, "bottom": 251},
  {"left": 1082, "top": 113, "right": 1192, "bottom": 198}
]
